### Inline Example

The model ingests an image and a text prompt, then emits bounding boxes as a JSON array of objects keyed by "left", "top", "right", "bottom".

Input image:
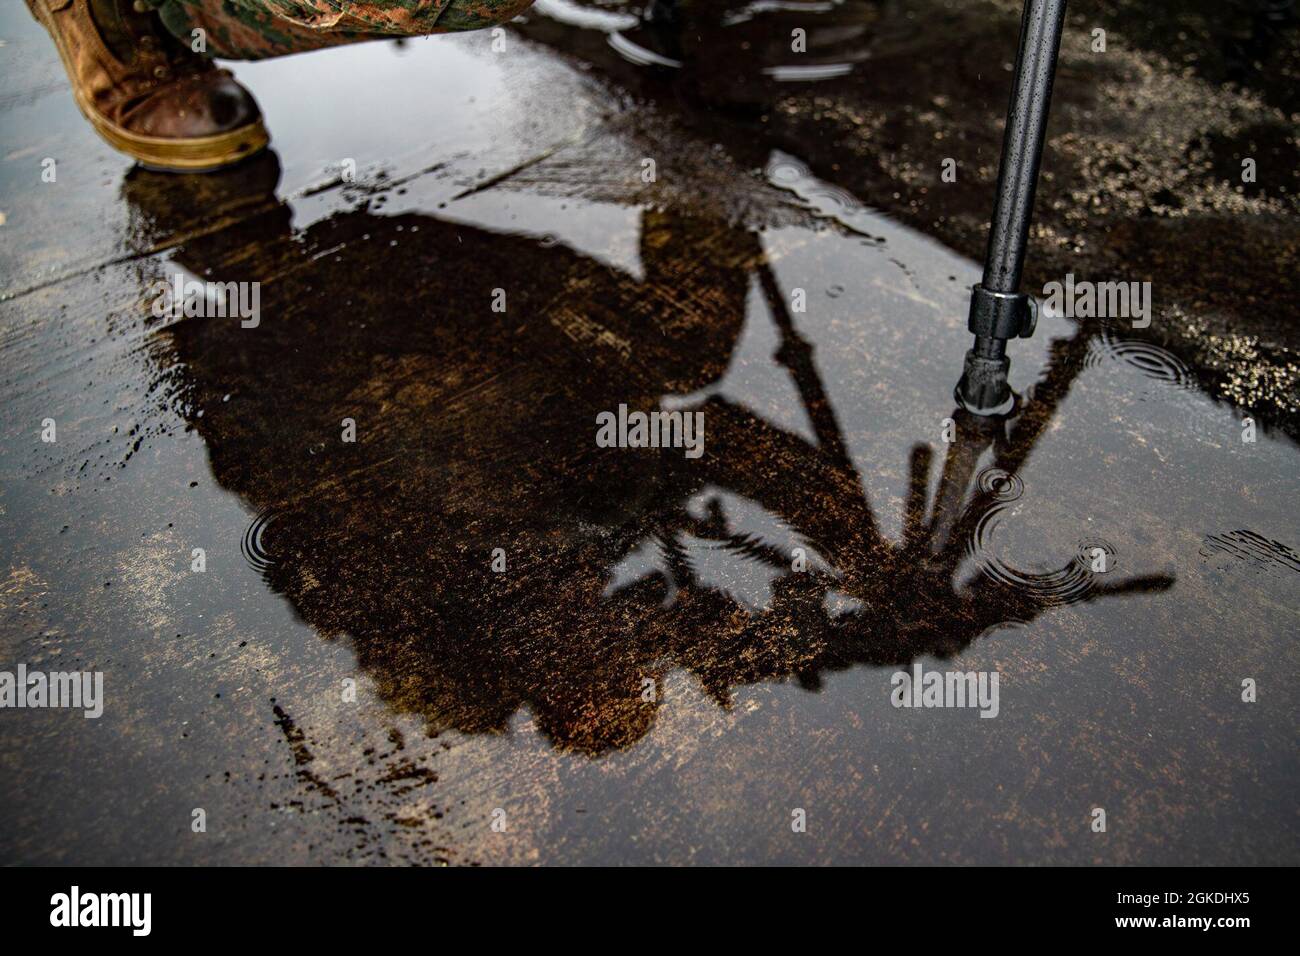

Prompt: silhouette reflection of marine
[{"left": 124, "top": 152, "right": 1171, "bottom": 756}]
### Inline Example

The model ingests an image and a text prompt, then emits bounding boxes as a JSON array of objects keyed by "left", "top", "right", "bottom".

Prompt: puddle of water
[{"left": 1, "top": 1, "right": 1297, "bottom": 865}]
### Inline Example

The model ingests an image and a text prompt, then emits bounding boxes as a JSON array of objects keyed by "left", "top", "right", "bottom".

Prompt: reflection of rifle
[
  {"left": 757, "top": 259, "right": 853, "bottom": 472},
  {"left": 641, "top": 242, "right": 1170, "bottom": 663}
]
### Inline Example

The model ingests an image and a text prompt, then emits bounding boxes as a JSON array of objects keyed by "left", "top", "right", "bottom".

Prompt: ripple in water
[
  {"left": 1076, "top": 538, "right": 1118, "bottom": 574},
  {"left": 976, "top": 467, "right": 1024, "bottom": 502},
  {"left": 1200, "top": 530, "right": 1300, "bottom": 575},
  {"left": 1086, "top": 330, "right": 1192, "bottom": 389},
  {"left": 967, "top": 507, "right": 1112, "bottom": 607},
  {"left": 241, "top": 509, "right": 281, "bottom": 576}
]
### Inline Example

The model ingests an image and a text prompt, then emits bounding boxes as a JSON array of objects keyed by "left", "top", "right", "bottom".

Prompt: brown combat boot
[{"left": 26, "top": 0, "right": 269, "bottom": 172}]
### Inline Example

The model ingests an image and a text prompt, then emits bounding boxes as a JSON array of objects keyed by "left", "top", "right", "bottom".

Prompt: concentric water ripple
[
  {"left": 967, "top": 506, "right": 1100, "bottom": 607},
  {"left": 241, "top": 509, "right": 282, "bottom": 576},
  {"left": 1075, "top": 538, "right": 1118, "bottom": 574},
  {"left": 976, "top": 467, "right": 1024, "bottom": 503},
  {"left": 1200, "top": 530, "right": 1300, "bottom": 574},
  {"left": 1086, "top": 329, "right": 1192, "bottom": 389}
]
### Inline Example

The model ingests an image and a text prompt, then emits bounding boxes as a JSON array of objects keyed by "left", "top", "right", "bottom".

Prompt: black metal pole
[{"left": 956, "top": 0, "right": 1067, "bottom": 414}]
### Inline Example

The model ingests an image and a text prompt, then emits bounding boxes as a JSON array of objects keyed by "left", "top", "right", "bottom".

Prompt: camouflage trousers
[{"left": 153, "top": 0, "right": 537, "bottom": 60}]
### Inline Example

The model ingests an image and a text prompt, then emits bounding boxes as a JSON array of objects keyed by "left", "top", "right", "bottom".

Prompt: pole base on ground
[{"left": 955, "top": 348, "right": 1015, "bottom": 416}]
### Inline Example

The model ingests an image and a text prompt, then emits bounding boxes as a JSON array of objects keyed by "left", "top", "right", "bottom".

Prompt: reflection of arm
[{"left": 684, "top": 395, "right": 883, "bottom": 568}]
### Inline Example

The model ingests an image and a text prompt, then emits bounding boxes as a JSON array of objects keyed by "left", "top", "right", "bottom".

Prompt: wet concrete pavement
[{"left": 1, "top": 1, "right": 1297, "bottom": 864}]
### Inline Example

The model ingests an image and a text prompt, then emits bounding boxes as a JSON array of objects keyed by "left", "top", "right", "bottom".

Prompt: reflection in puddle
[
  {"left": 766, "top": 152, "right": 887, "bottom": 242},
  {"left": 541, "top": 0, "right": 878, "bottom": 85},
  {"left": 966, "top": 505, "right": 1106, "bottom": 609},
  {"left": 608, "top": 30, "right": 684, "bottom": 69},
  {"left": 4, "top": 0, "right": 1297, "bottom": 864},
  {"left": 607, "top": 486, "right": 833, "bottom": 611},
  {"left": 122, "top": 145, "right": 1219, "bottom": 757}
]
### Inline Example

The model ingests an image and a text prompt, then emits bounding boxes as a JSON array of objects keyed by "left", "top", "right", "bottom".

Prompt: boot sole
[
  {"left": 32, "top": 1, "right": 270, "bottom": 172},
  {"left": 90, "top": 110, "right": 269, "bottom": 172}
]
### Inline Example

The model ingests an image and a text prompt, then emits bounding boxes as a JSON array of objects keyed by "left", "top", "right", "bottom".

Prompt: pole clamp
[{"left": 966, "top": 284, "right": 1038, "bottom": 340}]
